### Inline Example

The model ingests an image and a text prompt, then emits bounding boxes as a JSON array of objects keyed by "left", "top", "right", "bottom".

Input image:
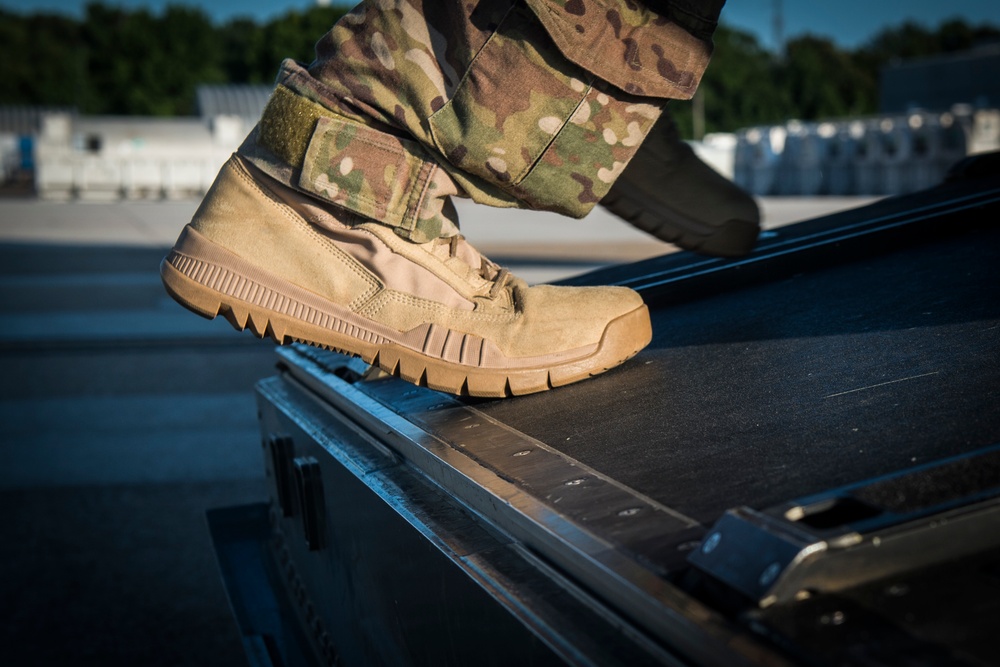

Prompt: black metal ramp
[
  {"left": 241, "top": 156, "right": 1000, "bottom": 666},
  {"left": 477, "top": 173, "right": 1000, "bottom": 526}
]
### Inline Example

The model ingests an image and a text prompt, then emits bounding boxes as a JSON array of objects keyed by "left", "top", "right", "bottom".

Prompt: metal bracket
[
  {"left": 689, "top": 446, "right": 1000, "bottom": 606},
  {"left": 293, "top": 456, "right": 326, "bottom": 552}
]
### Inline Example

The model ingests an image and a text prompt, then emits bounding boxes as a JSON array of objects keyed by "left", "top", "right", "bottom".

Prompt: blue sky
[{"left": 3, "top": 0, "right": 1000, "bottom": 51}]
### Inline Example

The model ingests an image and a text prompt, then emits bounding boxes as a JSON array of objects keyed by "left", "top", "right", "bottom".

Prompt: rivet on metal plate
[{"left": 759, "top": 562, "right": 782, "bottom": 587}]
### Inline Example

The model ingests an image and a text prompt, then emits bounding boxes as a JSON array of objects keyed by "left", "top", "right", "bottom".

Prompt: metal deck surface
[
  {"left": 470, "top": 174, "right": 1000, "bottom": 526},
  {"left": 259, "top": 162, "right": 1000, "bottom": 665},
  {"left": 276, "top": 166, "right": 1000, "bottom": 538}
]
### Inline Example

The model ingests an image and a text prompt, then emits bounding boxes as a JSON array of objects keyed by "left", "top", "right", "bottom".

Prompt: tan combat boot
[
  {"left": 602, "top": 113, "right": 761, "bottom": 257},
  {"left": 161, "top": 156, "right": 652, "bottom": 398}
]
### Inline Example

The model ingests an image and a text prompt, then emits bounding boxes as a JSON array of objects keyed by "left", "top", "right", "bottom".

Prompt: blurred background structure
[
  {"left": 1, "top": 1, "right": 998, "bottom": 665},
  {"left": 2, "top": 1, "right": 999, "bottom": 199}
]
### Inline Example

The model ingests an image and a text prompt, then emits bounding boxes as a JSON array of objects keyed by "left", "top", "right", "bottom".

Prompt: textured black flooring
[{"left": 476, "top": 194, "right": 1000, "bottom": 525}]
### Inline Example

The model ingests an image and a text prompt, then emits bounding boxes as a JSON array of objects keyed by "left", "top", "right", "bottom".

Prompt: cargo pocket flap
[
  {"left": 299, "top": 115, "right": 432, "bottom": 232},
  {"left": 524, "top": 0, "right": 713, "bottom": 99}
]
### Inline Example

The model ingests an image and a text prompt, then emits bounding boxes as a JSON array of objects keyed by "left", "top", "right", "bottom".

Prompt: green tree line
[
  {"left": 670, "top": 17, "right": 1000, "bottom": 137},
  {"left": 0, "top": 3, "right": 997, "bottom": 134},
  {"left": 0, "top": 3, "right": 350, "bottom": 116}
]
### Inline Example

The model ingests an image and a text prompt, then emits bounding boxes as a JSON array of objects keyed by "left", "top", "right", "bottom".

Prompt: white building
[{"left": 33, "top": 85, "right": 272, "bottom": 200}]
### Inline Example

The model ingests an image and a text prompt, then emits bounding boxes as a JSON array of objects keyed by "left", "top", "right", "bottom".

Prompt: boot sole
[
  {"left": 161, "top": 228, "right": 651, "bottom": 398},
  {"left": 602, "top": 182, "right": 760, "bottom": 258}
]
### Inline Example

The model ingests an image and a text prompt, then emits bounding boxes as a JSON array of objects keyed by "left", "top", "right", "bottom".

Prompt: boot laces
[{"left": 441, "top": 234, "right": 512, "bottom": 299}]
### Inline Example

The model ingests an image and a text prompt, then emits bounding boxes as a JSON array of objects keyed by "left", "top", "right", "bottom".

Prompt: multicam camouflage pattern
[
  {"left": 524, "top": 0, "right": 714, "bottom": 97},
  {"left": 240, "top": 0, "right": 718, "bottom": 243},
  {"left": 299, "top": 112, "right": 463, "bottom": 240},
  {"left": 253, "top": 81, "right": 465, "bottom": 241}
]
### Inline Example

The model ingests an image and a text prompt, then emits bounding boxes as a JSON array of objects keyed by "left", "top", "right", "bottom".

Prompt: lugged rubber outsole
[
  {"left": 160, "top": 245, "right": 651, "bottom": 399},
  {"left": 602, "top": 185, "right": 760, "bottom": 258}
]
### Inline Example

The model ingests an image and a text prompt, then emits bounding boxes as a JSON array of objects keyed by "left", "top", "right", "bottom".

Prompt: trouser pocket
[
  {"left": 427, "top": 1, "right": 667, "bottom": 217},
  {"left": 427, "top": 2, "right": 588, "bottom": 189}
]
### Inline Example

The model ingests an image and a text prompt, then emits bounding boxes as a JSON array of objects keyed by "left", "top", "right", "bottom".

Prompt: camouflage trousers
[{"left": 239, "top": 0, "right": 725, "bottom": 243}]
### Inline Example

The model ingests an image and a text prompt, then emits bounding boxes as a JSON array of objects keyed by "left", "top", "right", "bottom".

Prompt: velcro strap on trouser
[{"left": 256, "top": 84, "right": 454, "bottom": 242}]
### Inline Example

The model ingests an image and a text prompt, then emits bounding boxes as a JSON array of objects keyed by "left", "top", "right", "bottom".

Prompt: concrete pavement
[{"left": 0, "top": 195, "right": 879, "bottom": 282}]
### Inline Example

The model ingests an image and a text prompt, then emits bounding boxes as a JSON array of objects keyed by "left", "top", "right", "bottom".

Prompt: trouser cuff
[{"left": 240, "top": 78, "right": 461, "bottom": 244}]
